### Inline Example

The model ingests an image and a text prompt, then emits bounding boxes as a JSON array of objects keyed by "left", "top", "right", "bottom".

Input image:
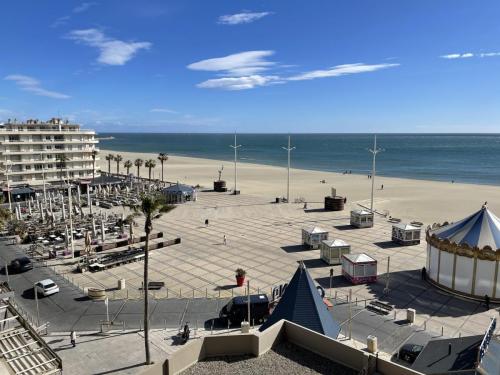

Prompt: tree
[
  {"left": 134, "top": 159, "right": 143, "bottom": 178},
  {"left": 115, "top": 154, "right": 123, "bottom": 175},
  {"left": 105, "top": 154, "right": 114, "bottom": 174},
  {"left": 124, "top": 160, "right": 133, "bottom": 175},
  {"left": 91, "top": 150, "right": 98, "bottom": 182},
  {"left": 133, "top": 194, "right": 175, "bottom": 365},
  {"left": 157, "top": 153, "right": 168, "bottom": 182},
  {"left": 56, "top": 154, "right": 69, "bottom": 181},
  {"left": 145, "top": 159, "right": 156, "bottom": 183},
  {"left": 0, "top": 198, "right": 11, "bottom": 230}
]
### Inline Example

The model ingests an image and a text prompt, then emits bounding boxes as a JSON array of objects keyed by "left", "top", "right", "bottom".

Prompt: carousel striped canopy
[{"left": 430, "top": 205, "right": 500, "bottom": 250}]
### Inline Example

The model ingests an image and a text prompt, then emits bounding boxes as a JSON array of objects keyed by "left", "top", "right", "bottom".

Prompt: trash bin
[
  {"left": 407, "top": 308, "right": 416, "bottom": 324},
  {"left": 367, "top": 335, "right": 378, "bottom": 353},
  {"left": 241, "top": 321, "right": 250, "bottom": 333},
  {"left": 276, "top": 197, "right": 280, "bottom": 203},
  {"left": 118, "top": 279, "right": 126, "bottom": 290}
]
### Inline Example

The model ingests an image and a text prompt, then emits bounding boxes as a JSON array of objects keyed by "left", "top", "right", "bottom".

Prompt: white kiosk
[
  {"left": 302, "top": 226, "right": 328, "bottom": 249},
  {"left": 320, "top": 239, "right": 350, "bottom": 265},
  {"left": 392, "top": 223, "right": 421, "bottom": 245},
  {"left": 350, "top": 209, "right": 374, "bottom": 228}
]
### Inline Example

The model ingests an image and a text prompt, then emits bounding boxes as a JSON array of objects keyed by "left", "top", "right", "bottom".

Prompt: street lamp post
[
  {"left": 282, "top": 135, "right": 295, "bottom": 203},
  {"left": 5, "top": 163, "right": 12, "bottom": 211},
  {"left": 368, "top": 135, "right": 384, "bottom": 212},
  {"left": 229, "top": 133, "right": 241, "bottom": 194}
]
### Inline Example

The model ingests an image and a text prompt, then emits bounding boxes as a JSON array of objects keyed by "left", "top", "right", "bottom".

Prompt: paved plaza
[{"left": 48, "top": 191, "right": 498, "bottom": 339}]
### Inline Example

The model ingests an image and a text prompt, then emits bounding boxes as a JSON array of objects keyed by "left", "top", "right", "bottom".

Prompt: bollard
[
  {"left": 166, "top": 288, "right": 168, "bottom": 298},
  {"left": 364, "top": 299, "right": 367, "bottom": 308},
  {"left": 164, "top": 319, "right": 167, "bottom": 330},
  {"left": 206, "top": 288, "right": 208, "bottom": 298},
  {"left": 355, "top": 297, "right": 358, "bottom": 306},
  {"left": 211, "top": 320, "right": 214, "bottom": 335},
  {"left": 257, "top": 287, "right": 260, "bottom": 294},
  {"left": 218, "top": 289, "right": 221, "bottom": 298},
  {"left": 424, "top": 320, "right": 427, "bottom": 331},
  {"left": 459, "top": 332, "right": 461, "bottom": 338},
  {"left": 394, "top": 310, "right": 396, "bottom": 320},
  {"left": 179, "top": 289, "right": 182, "bottom": 298},
  {"left": 441, "top": 326, "right": 444, "bottom": 336},
  {"left": 231, "top": 289, "right": 234, "bottom": 297},
  {"left": 335, "top": 291, "right": 337, "bottom": 302},
  {"left": 193, "top": 289, "right": 195, "bottom": 299},
  {"left": 127, "top": 289, "right": 129, "bottom": 299}
]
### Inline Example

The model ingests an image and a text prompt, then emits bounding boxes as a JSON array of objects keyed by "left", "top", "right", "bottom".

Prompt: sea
[{"left": 98, "top": 133, "right": 500, "bottom": 186}]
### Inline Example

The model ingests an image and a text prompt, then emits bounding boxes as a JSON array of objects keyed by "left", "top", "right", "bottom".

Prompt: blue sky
[{"left": 1, "top": 0, "right": 500, "bottom": 133}]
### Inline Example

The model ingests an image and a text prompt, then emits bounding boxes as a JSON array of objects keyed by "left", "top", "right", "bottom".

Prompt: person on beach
[
  {"left": 344, "top": 197, "right": 347, "bottom": 204},
  {"left": 70, "top": 330, "right": 77, "bottom": 347},
  {"left": 205, "top": 219, "right": 209, "bottom": 227},
  {"left": 381, "top": 184, "right": 384, "bottom": 190},
  {"left": 223, "top": 235, "right": 227, "bottom": 245}
]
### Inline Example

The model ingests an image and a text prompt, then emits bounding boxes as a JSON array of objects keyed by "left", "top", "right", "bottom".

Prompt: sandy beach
[{"left": 98, "top": 149, "right": 500, "bottom": 224}]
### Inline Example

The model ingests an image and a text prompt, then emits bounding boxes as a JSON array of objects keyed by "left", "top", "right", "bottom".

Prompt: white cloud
[
  {"left": 189, "top": 51, "right": 398, "bottom": 90},
  {"left": 4, "top": 75, "right": 70, "bottom": 99},
  {"left": 441, "top": 53, "right": 474, "bottom": 59},
  {"left": 288, "top": 63, "right": 399, "bottom": 81},
  {"left": 188, "top": 50, "right": 275, "bottom": 76},
  {"left": 218, "top": 12, "right": 272, "bottom": 25},
  {"left": 51, "top": 15, "right": 71, "bottom": 28},
  {"left": 197, "top": 75, "right": 282, "bottom": 90},
  {"left": 480, "top": 52, "right": 500, "bottom": 58},
  {"left": 73, "top": 2, "right": 96, "bottom": 13},
  {"left": 150, "top": 108, "right": 177, "bottom": 114},
  {"left": 66, "top": 29, "right": 151, "bottom": 66}
]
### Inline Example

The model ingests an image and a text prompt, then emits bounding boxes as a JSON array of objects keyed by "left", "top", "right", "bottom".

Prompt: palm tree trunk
[
  {"left": 149, "top": 168, "right": 152, "bottom": 182},
  {"left": 161, "top": 162, "right": 164, "bottom": 182},
  {"left": 137, "top": 166, "right": 140, "bottom": 178},
  {"left": 92, "top": 160, "right": 95, "bottom": 182},
  {"left": 117, "top": 162, "right": 120, "bottom": 175},
  {"left": 108, "top": 161, "right": 111, "bottom": 174},
  {"left": 144, "top": 222, "right": 151, "bottom": 364}
]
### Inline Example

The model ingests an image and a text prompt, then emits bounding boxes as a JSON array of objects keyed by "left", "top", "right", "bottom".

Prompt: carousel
[{"left": 426, "top": 204, "right": 500, "bottom": 301}]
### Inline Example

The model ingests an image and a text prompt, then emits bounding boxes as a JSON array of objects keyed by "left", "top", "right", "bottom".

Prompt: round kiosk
[{"left": 426, "top": 205, "right": 500, "bottom": 301}]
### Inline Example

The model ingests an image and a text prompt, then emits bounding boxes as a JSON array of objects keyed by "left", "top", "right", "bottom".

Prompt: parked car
[
  {"left": 220, "top": 294, "right": 269, "bottom": 325},
  {"left": 9, "top": 257, "right": 33, "bottom": 273},
  {"left": 34, "top": 279, "right": 60, "bottom": 297},
  {"left": 398, "top": 343, "right": 424, "bottom": 363}
]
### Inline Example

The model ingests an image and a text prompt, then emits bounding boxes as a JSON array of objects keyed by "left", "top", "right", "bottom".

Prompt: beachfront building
[
  {"left": 162, "top": 182, "right": 197, "bottom": 204},
  {"left": 342, "top": 253, "right": 377, "bottom": 284},
  {"left": 426, "top": 205, "right": 500, "bottom": 301},
  {"left": 320, "top": 239, "right": 350, "bottom": 265},
  {"left": 302, "top": 226, "right": 328, "bottom": 249},
  {"left": 391, "top": 223, "right": 421, "bottom": 245},
  {"left": 350, "top": 209, "right": 374, "bottom": 228},
  {"left": 0, "top": 118, "right": 99, "bottom": 188}
]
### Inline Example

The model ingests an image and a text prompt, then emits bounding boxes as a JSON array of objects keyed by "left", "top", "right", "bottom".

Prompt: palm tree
[
  {"left": 124, "top": 160, "right": 133, "bottom": 175},
  {"left": 105, "top": 154, "right": 114, "bottom": 174},
  {"left": 133, "top": 194, "right": 175, "bottom": 365},
  {"left": 56, "top": 154, "right": 69, "bottom": 181},
  {"left": 134, "top": 159, "right": 143, "bottom": 178},
  {"left": 115, "top": 154, "right": 123, "bottom": 175},
  {"left": 157, "top": 153, "right": 168, "bottom": 182},
  {"left": 91, "top": 150, "right": 98, "bottom": 182},
  {"left": 145, "top": 159, "right": 156, "bottom": 183}
]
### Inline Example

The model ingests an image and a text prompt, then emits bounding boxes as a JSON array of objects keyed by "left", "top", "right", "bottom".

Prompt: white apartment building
[{"left": 0, "top": 118, "right": 100, "bottom": 187}]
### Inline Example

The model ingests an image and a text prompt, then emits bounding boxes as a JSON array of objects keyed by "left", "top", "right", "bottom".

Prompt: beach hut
[
  {"left": 350, "top": 209, "right": 374, "bottom": 228},
  {"left": 320, "top": 239, "right": 350, "bottom": 265},
  {"left": 392, "top": 223, "right": 421, "bottom": 245},
  {"left": 426, "top": 204, "right": 500, "bottom": 301},
  {"left": 162, "top": 183, "right": 197, "bottom": 204},
  {"left": 341, "top": 253, "right": 377, "bottom": 284},
  {"left": 302, "top": 226, "right": 328, "bottom": 249}
]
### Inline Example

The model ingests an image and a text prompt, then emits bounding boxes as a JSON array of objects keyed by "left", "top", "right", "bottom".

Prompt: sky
[{"left": 1, "top": 0, "right": 500, "bottom": 133}]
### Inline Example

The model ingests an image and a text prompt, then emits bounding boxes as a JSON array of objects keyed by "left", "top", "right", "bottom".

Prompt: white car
[{"left": 34, "top": 279, "right": 60, "bottom": 297}]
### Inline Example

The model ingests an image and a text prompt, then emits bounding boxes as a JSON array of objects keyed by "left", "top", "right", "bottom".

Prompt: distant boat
[{"left": 98, "top": 136, "right": 115, "bottom": 140}]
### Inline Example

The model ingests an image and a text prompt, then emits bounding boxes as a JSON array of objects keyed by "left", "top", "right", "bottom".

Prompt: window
[
  {"left": 45, "top": 136, "right": 51, "bottom": 141},
  {"left": 46, "top": 145, "right": 52, "bottom": 150}
]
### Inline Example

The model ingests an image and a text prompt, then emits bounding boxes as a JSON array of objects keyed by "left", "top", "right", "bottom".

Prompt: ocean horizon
[{"left": 99, "top": 133, "right": 500, "bottom": 186}]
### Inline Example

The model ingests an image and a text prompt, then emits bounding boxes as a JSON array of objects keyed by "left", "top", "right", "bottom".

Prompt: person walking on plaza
[
  {"left": 223, "top": 234, "right": 227, "bottom": 245},
  {"left": 484, "top": 294, "right": 490, "bottom": 310},
  {"left": 70, "top": 330, "right": 77, "bottom": 347},
  {"left": 421, "top": 267, "right": 427, "bottom": 281},
  {"left": 205, "top": 219, "right": 209, "bottom": 227}
]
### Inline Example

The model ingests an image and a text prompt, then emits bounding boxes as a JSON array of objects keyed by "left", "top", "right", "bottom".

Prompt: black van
[{"left": 220, "top": 294, "right": 269, "bottom": 325}]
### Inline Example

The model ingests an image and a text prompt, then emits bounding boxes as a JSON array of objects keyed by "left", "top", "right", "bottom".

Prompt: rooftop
[{"left": 181, "top": 342, "right": 357, "bottom": 375}]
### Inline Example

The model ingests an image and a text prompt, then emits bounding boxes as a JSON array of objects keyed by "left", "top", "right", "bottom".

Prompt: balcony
[
  {"left": 0, "top": 139, "right": 98, "bottom": 145},
  {"left": 3, "top": 148, "right": 100, "bottom": 155}
]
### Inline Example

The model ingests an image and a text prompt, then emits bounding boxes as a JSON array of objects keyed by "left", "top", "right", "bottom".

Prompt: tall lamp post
[
  {"left": 282, "top": 135, "right": 295, "bottom": 203},
  {"left": 5, "top": 163, "right": 12, "bottom": 211},
  {"left": 368, "top": 135, "right": 384, "bottom": 212},
  {"left": 229, "top": 133, "right": 241, "bottom": 194}
]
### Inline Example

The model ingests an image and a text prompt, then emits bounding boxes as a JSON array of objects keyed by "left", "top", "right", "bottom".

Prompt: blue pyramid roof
[
  {"left": 259, "top": 262, "right": 341, "bottom": 338},
  {"left": 430, "top": 205, "right": 500, "bottom": 250}
]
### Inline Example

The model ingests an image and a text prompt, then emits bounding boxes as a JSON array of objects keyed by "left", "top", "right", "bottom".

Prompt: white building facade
[{"left": 0, "top": 118, "right": 99, "bottom": 187}]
